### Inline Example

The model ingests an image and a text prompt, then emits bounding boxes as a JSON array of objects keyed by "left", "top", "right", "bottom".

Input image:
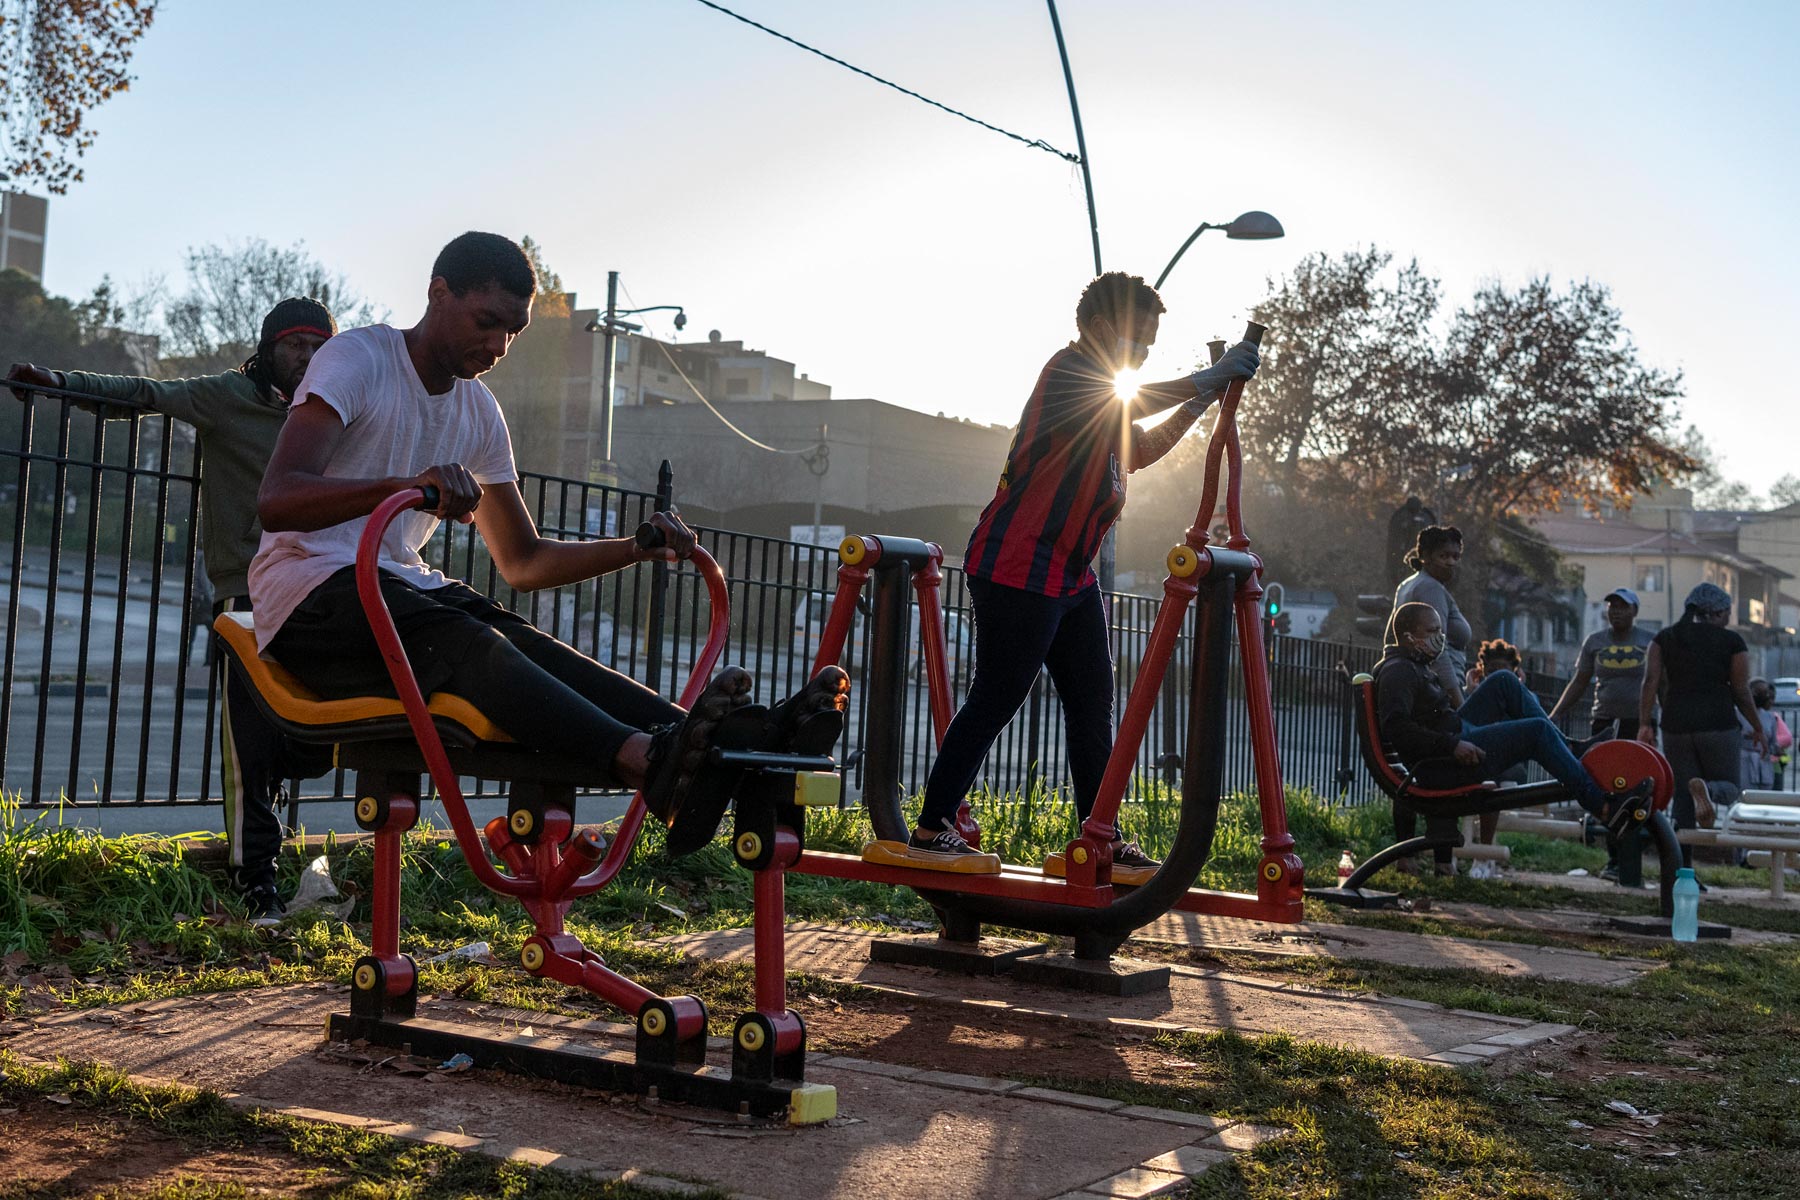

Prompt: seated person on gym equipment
[
  {"left": 248, "top": 232, "right": 847, "bottom": 837},
  {"left": 906, "top": 271, "right": 1260, "bottom": 868},
  {"left": 1375, "top": 602, "right": 1648, "bottom": 837}
]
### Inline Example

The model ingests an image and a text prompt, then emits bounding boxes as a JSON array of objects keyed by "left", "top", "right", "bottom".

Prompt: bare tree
[
  {"left": 159, "top": 239, "right": 385, "bottom": 372},
  {"left": 0, "top": 0, "right": 159, "bottom": 192}
]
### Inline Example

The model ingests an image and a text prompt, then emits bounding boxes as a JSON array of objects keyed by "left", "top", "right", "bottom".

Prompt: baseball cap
[{"left": 1602, "top": 587, "right": 1640, "bottom": 608}]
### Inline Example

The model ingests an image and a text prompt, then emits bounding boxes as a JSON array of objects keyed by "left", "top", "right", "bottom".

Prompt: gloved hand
[{"left": 1187, "top": 340, "right": 1261, "bottom": 399}]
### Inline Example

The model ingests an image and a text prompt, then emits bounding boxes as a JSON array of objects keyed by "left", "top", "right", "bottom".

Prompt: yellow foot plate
[
  {"left": 861, "top": 839, "right": 1003, "bottom": 875},
  {"left": 1041, "top": 851, "right": 1157, "bottom": 888}
]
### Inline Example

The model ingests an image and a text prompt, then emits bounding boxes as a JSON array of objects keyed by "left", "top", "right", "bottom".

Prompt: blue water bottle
[{"left": 1671, "top": 867, "right": 1700, "bottom": 942}]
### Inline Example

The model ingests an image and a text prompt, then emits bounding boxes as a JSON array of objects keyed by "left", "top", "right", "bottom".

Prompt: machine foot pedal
[
  {"left": 1042, "top": 852, "right": 1156, "bottom": 888},
  {"left": 861, "top": 839, "right": 1002, "bottom": 874}
]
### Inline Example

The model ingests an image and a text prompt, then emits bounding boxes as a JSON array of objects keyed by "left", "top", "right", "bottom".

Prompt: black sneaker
[
  {"left": 1599, "top": 864, "right": 1620, "bottom": 883},
  {"left": 908, "top": 823, "right": 982, "bottom": 857},
  {"left": 245, "top": 887, "right": 286, "bottom": 925},
  {"left": 1111, "top": 840, "right": 1161, "bottom": 871}
]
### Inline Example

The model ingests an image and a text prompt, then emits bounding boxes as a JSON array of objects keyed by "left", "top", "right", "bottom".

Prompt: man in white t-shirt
[{"left": 249, "top": 232, "right": 846, "bottom": 841}]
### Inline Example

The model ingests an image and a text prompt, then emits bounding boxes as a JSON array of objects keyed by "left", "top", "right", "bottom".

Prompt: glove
[{"left": 1187, "top": 340, "right": 1261, "bottom": 398}]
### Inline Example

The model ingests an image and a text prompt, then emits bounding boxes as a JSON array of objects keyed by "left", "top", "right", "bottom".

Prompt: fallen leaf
[{"left": 44, "top": 1093, "right": 72, "bottom": 1106}]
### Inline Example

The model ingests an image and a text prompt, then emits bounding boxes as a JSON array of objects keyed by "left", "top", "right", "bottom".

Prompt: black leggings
[
  {"left": 269, "top": 568, "right": 682, "bottom": 780},
  {"left": 917, "top": 578, "right": 1114, "bottom": 831}
]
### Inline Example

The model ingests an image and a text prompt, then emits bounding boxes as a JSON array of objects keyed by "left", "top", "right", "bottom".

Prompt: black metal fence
[{"left": 5, "top": 393, "right": 1795, "bottom": 812}]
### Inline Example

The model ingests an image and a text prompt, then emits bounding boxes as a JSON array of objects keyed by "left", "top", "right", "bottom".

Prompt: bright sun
[{"left": 1112, "top": 368, "right": 1140, "bottom": 401}]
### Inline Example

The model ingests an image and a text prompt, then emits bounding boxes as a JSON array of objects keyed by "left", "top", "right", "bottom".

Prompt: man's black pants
[
  {"left": 916, "top": 578, "right": 1114, "bottom": 832},
  {"left": 268, "top": 568, "right": 682, "bottom": 780}
]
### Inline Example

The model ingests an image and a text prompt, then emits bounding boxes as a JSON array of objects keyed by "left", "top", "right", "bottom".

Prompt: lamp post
[
  {"left": 1153, "top": 211, "right": 1284, "bottom": 291},
  {"left": 584, "top": 270, "right": 687, "bottom": 476}
]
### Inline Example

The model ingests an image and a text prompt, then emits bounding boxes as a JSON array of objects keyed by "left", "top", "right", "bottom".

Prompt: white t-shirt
[{"left": 247, "top": 325, "right": 517, "bottom": 650}]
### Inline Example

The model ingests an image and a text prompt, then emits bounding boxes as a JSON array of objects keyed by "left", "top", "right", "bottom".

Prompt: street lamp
[
  {"left": 1153, "top": 210, "right": 1285, "bottom": 290},
  {"left": 585, "top": 270, "right": 687, "bottom": 476}
]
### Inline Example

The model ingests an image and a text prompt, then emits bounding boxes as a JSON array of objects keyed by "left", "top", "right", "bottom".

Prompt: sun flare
[{"left": 1112, "top": 368, "right": 1140, "bottom": 401}]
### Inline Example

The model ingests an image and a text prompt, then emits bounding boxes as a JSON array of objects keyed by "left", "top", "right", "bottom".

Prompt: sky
[{"left": 31, "top": 0, "right": 1800, "bottom": 488}]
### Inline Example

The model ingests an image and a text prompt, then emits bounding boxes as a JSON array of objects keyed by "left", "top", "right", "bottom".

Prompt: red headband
[{"left": 269, "top": 325, "right": 332, "bottom": 345}]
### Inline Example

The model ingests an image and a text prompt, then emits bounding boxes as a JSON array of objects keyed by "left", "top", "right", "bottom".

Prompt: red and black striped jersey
[{"left": 963, "top": 347, "right": 1127, "bottom": 596}]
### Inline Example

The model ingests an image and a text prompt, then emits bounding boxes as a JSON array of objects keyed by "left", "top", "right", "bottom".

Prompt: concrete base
[
  {"left": 869, "top": 935, "right": 1047, "bottom": 976},
  {"left": 1008, "top": 952, "right": 1171, "bottom": 997},
  {"left": 1305, "top": 885, "right": 1404, "bottom": 910},
  {"left": 1606, "top": 915, "right": 1732, "bottom": 939}
]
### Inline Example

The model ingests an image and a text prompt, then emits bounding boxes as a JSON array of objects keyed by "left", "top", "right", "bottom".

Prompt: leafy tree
[
  {"left": 1124, "top": 248, "right": 1695, "bottom": 640},
  {"left": 156, "top": 239, "right": 384, "bottom": 374},
  {"left": 0, "top": 0, "right": 159, "bottom": 192}
]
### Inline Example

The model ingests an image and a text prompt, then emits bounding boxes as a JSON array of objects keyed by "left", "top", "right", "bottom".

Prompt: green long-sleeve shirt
[{"left": 62, "top": 368, "right": 290, "bottom": 601}]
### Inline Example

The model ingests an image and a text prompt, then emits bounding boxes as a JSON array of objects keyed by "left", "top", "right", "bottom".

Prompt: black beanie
[{"left": 259, "top": 297, "right": 337, "bottom": 352}]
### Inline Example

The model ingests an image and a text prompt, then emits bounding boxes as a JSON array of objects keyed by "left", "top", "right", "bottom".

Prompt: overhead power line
[{"left": 689, "top": 0, "right": 1081, "bottom": 165}]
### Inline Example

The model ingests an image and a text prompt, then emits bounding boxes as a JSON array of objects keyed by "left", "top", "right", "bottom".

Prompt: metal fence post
[{"left": 645, "top": 460, "right": 673, "bottom": 693}]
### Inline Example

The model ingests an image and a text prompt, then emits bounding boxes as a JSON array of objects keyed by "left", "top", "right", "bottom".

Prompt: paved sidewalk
[
  {"left": 1133, "top": 911, "right": 1659, "bottom": 986},
  {"left": 0, "top": 984, "right": 1283, "bottom": 1200},
  {"left": 663, "top": 925, "right": 1580, "bottom": 1067}
]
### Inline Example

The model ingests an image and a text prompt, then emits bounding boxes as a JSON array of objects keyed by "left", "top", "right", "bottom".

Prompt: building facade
[{"left": 0, "top": 190, "right": 47, "bottom": 280}]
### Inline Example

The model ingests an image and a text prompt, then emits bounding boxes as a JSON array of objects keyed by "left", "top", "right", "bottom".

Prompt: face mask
[{"left": 1410, "top": 632, "right": 1446, "bottom": 662}]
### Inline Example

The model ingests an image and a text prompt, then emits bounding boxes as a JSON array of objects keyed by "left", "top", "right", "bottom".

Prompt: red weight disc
[{"left": 1581, "top": 739, "right": 1674, "bottom": 812}]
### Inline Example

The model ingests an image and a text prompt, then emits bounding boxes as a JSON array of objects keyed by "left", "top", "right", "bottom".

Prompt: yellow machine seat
[{"left": 212, "top": 611, "right": 512, "bottom": 747}]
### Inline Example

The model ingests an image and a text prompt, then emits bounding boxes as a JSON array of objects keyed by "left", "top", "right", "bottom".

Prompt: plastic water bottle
[
  {"left": 1671, "top": 867, "right": 1700, "bottom": 942},
  {"left": 1338, "top": 850, "right": 1355, "bottom": 885}
]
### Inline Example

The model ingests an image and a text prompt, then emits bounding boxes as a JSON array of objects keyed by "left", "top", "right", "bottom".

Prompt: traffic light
[
  {"left": 1354, "top": 594, "right": 1391, "bottom": 641},
  {"left": 1263, "top": 582, "right": 1285, "bottom": 643}
]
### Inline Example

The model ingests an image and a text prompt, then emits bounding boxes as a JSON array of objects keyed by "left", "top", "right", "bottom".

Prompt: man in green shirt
[{"left": 7, "top": 298, "right": 339, "bottom": 919}]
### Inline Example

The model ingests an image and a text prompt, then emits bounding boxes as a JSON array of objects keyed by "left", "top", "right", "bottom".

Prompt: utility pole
[
  {"left": 597, "top": 270, "right": 619, "bottom": 479},
  {"left": 810, "top": 423, "right": 828, "bottom": 544}
]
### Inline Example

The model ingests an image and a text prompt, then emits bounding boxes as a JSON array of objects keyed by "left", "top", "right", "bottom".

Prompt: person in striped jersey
[{"left": 909, "top": 272, "right": 1260, "bottom": 865}]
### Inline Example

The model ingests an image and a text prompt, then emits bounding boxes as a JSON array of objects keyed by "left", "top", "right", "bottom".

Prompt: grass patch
[{"left": 0, "top": 1052, "right": 725, "bottom": 1198}]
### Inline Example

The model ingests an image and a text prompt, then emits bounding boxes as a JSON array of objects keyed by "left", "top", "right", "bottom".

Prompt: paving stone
[
  {"left": 1083, "top": 1166, "right": 1189, "bottom": 1197},
  {"left": 1444, "top": 1008, "right": 1533, "bottom": 1026},
  {"left": 1143, "top": 1145, "right": 1234, "bottom": 1174},
  {"left": 1518, "top": 1022, "right": 1579, "bottom": 1039},
  {"left": 1012, "top": 1086, "right": 1128, "bottom": 1112},
  {"left": 261, "top": 1104, "right": 389, "bottom": 1128},
  {"left": 1422, "top": 1051, "right": 1487, "bottom": 1066},
  {"left": 910, "top": 1068, "right": 1021, "bottom": 1094},
  {"left": 1199, "top": 1123, "right": 1286, "bottom": 1152},
  {"left": 1115, "top": 1105, "right": 1230, "bottom": 1131},
  {"left": 1445, "top": 1042, "right": 1513, "bottom": 1058},
  {"left": 617, "top": 1169, "right": 712, "bottom": 1195},
  {"left": 378, "top": 1123, "right": 488, "bottom": 1150},
  {"left": 492, "top": 1144, "right": 562, "bottom": 1167},
  {"left": 827, "top": 1057, "right": 921, "bottom": 1080},
  {"left": 1374, "top": 995, "right": 1440, "bottom": 1010},
  {"left": 1480, "top": 1028, "right": 1557, "bottom": 1047}
]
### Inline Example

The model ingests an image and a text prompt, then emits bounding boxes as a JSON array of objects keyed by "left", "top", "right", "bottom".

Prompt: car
[{"left": 1773, "top": 677, "right": 1800, "bottom": 707}]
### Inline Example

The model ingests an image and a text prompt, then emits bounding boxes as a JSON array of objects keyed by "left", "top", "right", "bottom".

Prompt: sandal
[
  {"left": 766, "top": 665, "right": 851, "bottom": 756},
  {"left": 642, "top": 666, "right": 755, "bottom": 826}
]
